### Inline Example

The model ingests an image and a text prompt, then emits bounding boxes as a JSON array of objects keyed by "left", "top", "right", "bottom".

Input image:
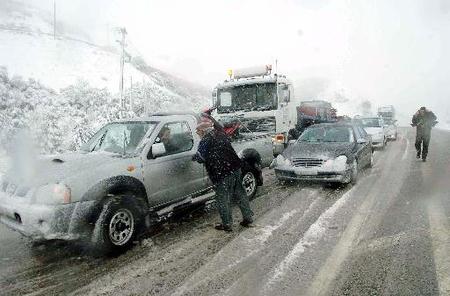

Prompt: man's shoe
[
  {"left": 215, "top": 223, "right": 232, "bottom": 232},
  {"left": 416, "top": 152, "right": 421, "bottom": 159},
  {"left": 422, "top": 158, "right": 427, "bottom": 162},
  {"left": 240, "top": 219, "right": 253, "bottom": 228}
]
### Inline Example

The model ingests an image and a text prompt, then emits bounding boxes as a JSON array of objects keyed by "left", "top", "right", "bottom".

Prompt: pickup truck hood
[
  {"left": 284, "top": 142, "right": 354, "bottom": 160},
  {"left": 4, "top": 151, "right": 130, "bottom": 187}
]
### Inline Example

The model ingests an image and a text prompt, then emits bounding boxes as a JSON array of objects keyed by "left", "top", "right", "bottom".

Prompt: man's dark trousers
[
  {"left": 214, "top": 169, "right": 254, "bottom": 227},
  {"left": 415, "top": 128, "right": 431, "bottom": 159}
]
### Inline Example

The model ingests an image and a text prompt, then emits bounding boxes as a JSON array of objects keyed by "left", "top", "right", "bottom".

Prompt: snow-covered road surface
[{"left": 1, "top": 128, "right": 450, "bottom": 296}]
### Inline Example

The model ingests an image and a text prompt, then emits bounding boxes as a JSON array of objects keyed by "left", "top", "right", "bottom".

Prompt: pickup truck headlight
[{"left": 33, "top": 183, "right": 71, "bottom": 205}]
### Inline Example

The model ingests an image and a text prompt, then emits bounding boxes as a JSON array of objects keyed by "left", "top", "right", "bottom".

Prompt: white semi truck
[{"left": 211, "top": 65, "right": 297, "bottom": 156}]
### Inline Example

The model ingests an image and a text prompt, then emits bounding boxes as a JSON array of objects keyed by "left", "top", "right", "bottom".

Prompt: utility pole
[
  {"left": 143, "top": 77, "right": 147, "bottom": 115},
  {"left": 116, "top": 27, "right": 127, "bottom": 116},
  {"left": 130, "top": 75, "right": 133, "bottom": 113},
  {"left": 53, "top": 0, "right": 56, "bottom": 39}
]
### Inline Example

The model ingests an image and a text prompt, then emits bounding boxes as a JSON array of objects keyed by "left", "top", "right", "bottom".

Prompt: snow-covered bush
[{"left": 0, "top": 68, "right": 207, "bottom": 154}]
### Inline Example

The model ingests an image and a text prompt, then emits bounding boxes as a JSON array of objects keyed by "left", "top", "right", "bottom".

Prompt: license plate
[{"left": 295, "top": 169, "right": 318, "bottom": 176}]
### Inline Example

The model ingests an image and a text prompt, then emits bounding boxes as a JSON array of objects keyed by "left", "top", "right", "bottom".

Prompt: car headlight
[
  {"left": 33, "top": 183, "right": 71, "bottom": 205},
  {"left": 333, "top": 155, "right": 348, "bottom": 171}
]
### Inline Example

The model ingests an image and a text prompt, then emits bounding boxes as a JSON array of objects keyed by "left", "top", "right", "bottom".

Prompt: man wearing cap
[
  {"left": 411, "top": 107, "right": 437, "bottom": 162},
  {"left": 193, "top": 120, "right": 254, "bottom": 232}
]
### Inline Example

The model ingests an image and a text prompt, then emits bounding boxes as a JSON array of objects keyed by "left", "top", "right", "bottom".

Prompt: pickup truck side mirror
[{"left": 151, "top": 143, "right": 166, "bottom": 158}]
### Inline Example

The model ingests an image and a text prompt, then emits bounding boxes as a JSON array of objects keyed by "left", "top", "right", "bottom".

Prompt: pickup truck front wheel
[
  {"left": 92, "top": 196, "right": 143, "bottom": 254},
  {"left": 242, "top": 164, "right": 258, "bottom": 200}
]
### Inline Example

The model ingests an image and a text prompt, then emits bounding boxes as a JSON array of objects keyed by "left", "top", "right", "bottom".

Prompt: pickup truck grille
[{"left": 292, "top": 158, "right": 324, "bottom": 168}]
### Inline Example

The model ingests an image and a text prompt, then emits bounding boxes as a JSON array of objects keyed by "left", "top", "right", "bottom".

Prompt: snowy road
[{"left": 1, "top": 128, "right": 450, "bottom": 295}]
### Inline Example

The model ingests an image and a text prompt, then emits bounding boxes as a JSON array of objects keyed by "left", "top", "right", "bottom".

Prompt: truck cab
[{"left": 211, "top": 65, "right": 296, "bottom": 156}]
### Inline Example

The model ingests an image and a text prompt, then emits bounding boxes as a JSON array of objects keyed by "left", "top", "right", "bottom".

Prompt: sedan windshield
[
  {"left": 299, "top": 126, "right": 353, "bottom": 143},
  {"left": 81, "top": 122, "right": 156, "bottom": 154}
]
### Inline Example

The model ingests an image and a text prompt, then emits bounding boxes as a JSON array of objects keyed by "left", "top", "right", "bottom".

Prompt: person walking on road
[
  {"left": 193, "top": 120, "right": 254, "bottom": 232},
  {"left": 411, "top": 106, "right": 437, "bottom": 162}
]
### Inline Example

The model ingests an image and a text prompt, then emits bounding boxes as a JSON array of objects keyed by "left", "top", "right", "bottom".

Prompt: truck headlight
[
  {"left": 33, "top": 183, "right": 71, "bottom": 205},
  {"left": 333, "top": 155, "right": 348, "bottom": 171}
]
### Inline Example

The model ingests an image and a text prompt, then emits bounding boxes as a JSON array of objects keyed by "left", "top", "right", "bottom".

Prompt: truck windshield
[
  {"left": 361, "top": 118, "right": 382, "bottom": 127},
  {"left": 81, "top": 122, "right": 156, "bottom": 154},
  {"left": 216, "top": 83, "right": 277, "bottom": 113}
]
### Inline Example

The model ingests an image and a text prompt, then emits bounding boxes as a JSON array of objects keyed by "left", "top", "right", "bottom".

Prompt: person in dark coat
[
  {"left": 411, "top": 107, "right": 437, "bottom": 162},
  {"left": 193, "top": 121, "right": 254, "bottom": 232}
]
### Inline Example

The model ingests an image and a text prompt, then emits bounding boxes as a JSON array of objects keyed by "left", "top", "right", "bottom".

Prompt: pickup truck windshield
[
  {"left": 81, "top": 122, "right": 156, "bottom": 154},
  {"left": 361, "top": 118, "right": 382, "bottom": 127},
  {"left": 217, "top": 83, "right": 277, "bottom": 113},
  {"left": 299, "top": 126, "right": 353, "bottom": 143}
]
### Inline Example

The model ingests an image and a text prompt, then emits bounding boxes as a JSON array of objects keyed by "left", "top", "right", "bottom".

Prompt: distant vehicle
[
  {"left": 377, "top": 105, "right": 397, "bottom": 141},
  {"left": 290, "top": 100, "right": 337, "bottom": 138},
  {"left": 358, "top": 117, "right": 387, "bottom": 149},
  {"left": 383, "top": 117, "right": 398, "bottom": 141},
  {"left": 0, "top": 113, "right": 273, "bottom": 253},
  {"left": 272, "top": 122, "right": 373, "bottom": 184},
  {"left": 211, "top": 65, "right": 296, "bottom": 156},
  {"left": 377, "top": 105, "right": 395, "bottom": 121}
]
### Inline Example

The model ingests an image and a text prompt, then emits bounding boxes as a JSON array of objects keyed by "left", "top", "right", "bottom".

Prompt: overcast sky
[{"left": 29, "top": 0, "right": 450, "bottom": 122}]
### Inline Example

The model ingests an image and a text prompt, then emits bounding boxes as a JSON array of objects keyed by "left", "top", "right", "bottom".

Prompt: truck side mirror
[
  {"left": 151, "top": 143, "right": 166, "bottom": 158},
  {"left": 357, "top": 138, "right": 367, "bottom": 144},
  {"left": 284, "top": 89, "right": 290, "bottom": 102}
]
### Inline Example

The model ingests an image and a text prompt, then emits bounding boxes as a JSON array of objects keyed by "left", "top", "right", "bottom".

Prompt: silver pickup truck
[{"left": 0, "top": 113, "right": 273, "bottom": 252}]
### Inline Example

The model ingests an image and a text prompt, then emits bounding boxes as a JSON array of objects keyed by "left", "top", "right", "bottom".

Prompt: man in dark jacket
[
  {"left": 193, "top": 121, "right": 254, "bottom": 232},
  {"left": 411, "top": 107, "right": 437, "bottom": 162}
]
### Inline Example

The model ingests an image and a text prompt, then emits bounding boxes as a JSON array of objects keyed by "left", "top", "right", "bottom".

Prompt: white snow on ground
[
  {"left": 171, "top": 189, "right": 321, "bottom": 296},
  {"left": 437, "top": 123, "right": 450, "bottom": 132},
  {"left": 0, "top": 150, "right": 8, "bottom": 176},
  {"left": 0, "top": 30, "right": 147, "bottom": 93},
  {"left": 264, "top": 185, "right": 356, "bottom": 289}
]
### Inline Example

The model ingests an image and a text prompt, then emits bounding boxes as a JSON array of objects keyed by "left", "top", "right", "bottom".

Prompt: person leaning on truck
[
  {"left": 192, "top": 120, "right": 254, "bottom": 232},
  {"left": 411, "top": 106, "right": 437, "bottom": 162}
]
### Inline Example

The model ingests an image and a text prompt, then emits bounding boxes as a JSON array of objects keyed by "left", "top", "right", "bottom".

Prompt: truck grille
[{"left": 291, "top": 158, "right": 324, "bottom": 168}]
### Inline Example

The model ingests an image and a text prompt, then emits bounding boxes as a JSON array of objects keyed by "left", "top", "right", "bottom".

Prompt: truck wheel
[
  {"left": 92, "top": 196, "right": 143, "bottom": 255},
  {"left": 241, "top": 164, "right": 258, "bottom": 200}
]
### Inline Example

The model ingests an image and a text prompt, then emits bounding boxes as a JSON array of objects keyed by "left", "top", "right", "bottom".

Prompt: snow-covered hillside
[
  {"left": 0, "top": 0, "right": 209, "bottom": 107},
  {"left": 0, "top": 0, "right": 212, "bottom": 154}
]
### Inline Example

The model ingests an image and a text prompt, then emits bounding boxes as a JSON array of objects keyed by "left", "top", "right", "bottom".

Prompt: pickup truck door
[{"left": 142, "top": 120, "right": 206, "bottom": 208}]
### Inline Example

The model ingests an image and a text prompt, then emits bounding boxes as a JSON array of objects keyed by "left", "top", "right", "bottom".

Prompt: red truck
[{"left": 289, "top": 100, "right": 337, "bottom": 139}]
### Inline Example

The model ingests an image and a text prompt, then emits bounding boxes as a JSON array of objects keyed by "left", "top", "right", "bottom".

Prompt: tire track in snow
[
  {"left": 262, "top": 186, "right": 356, "bottom": 292},
  {"left": 171, "top": 188, "right": 321, "bottom": 296}
]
